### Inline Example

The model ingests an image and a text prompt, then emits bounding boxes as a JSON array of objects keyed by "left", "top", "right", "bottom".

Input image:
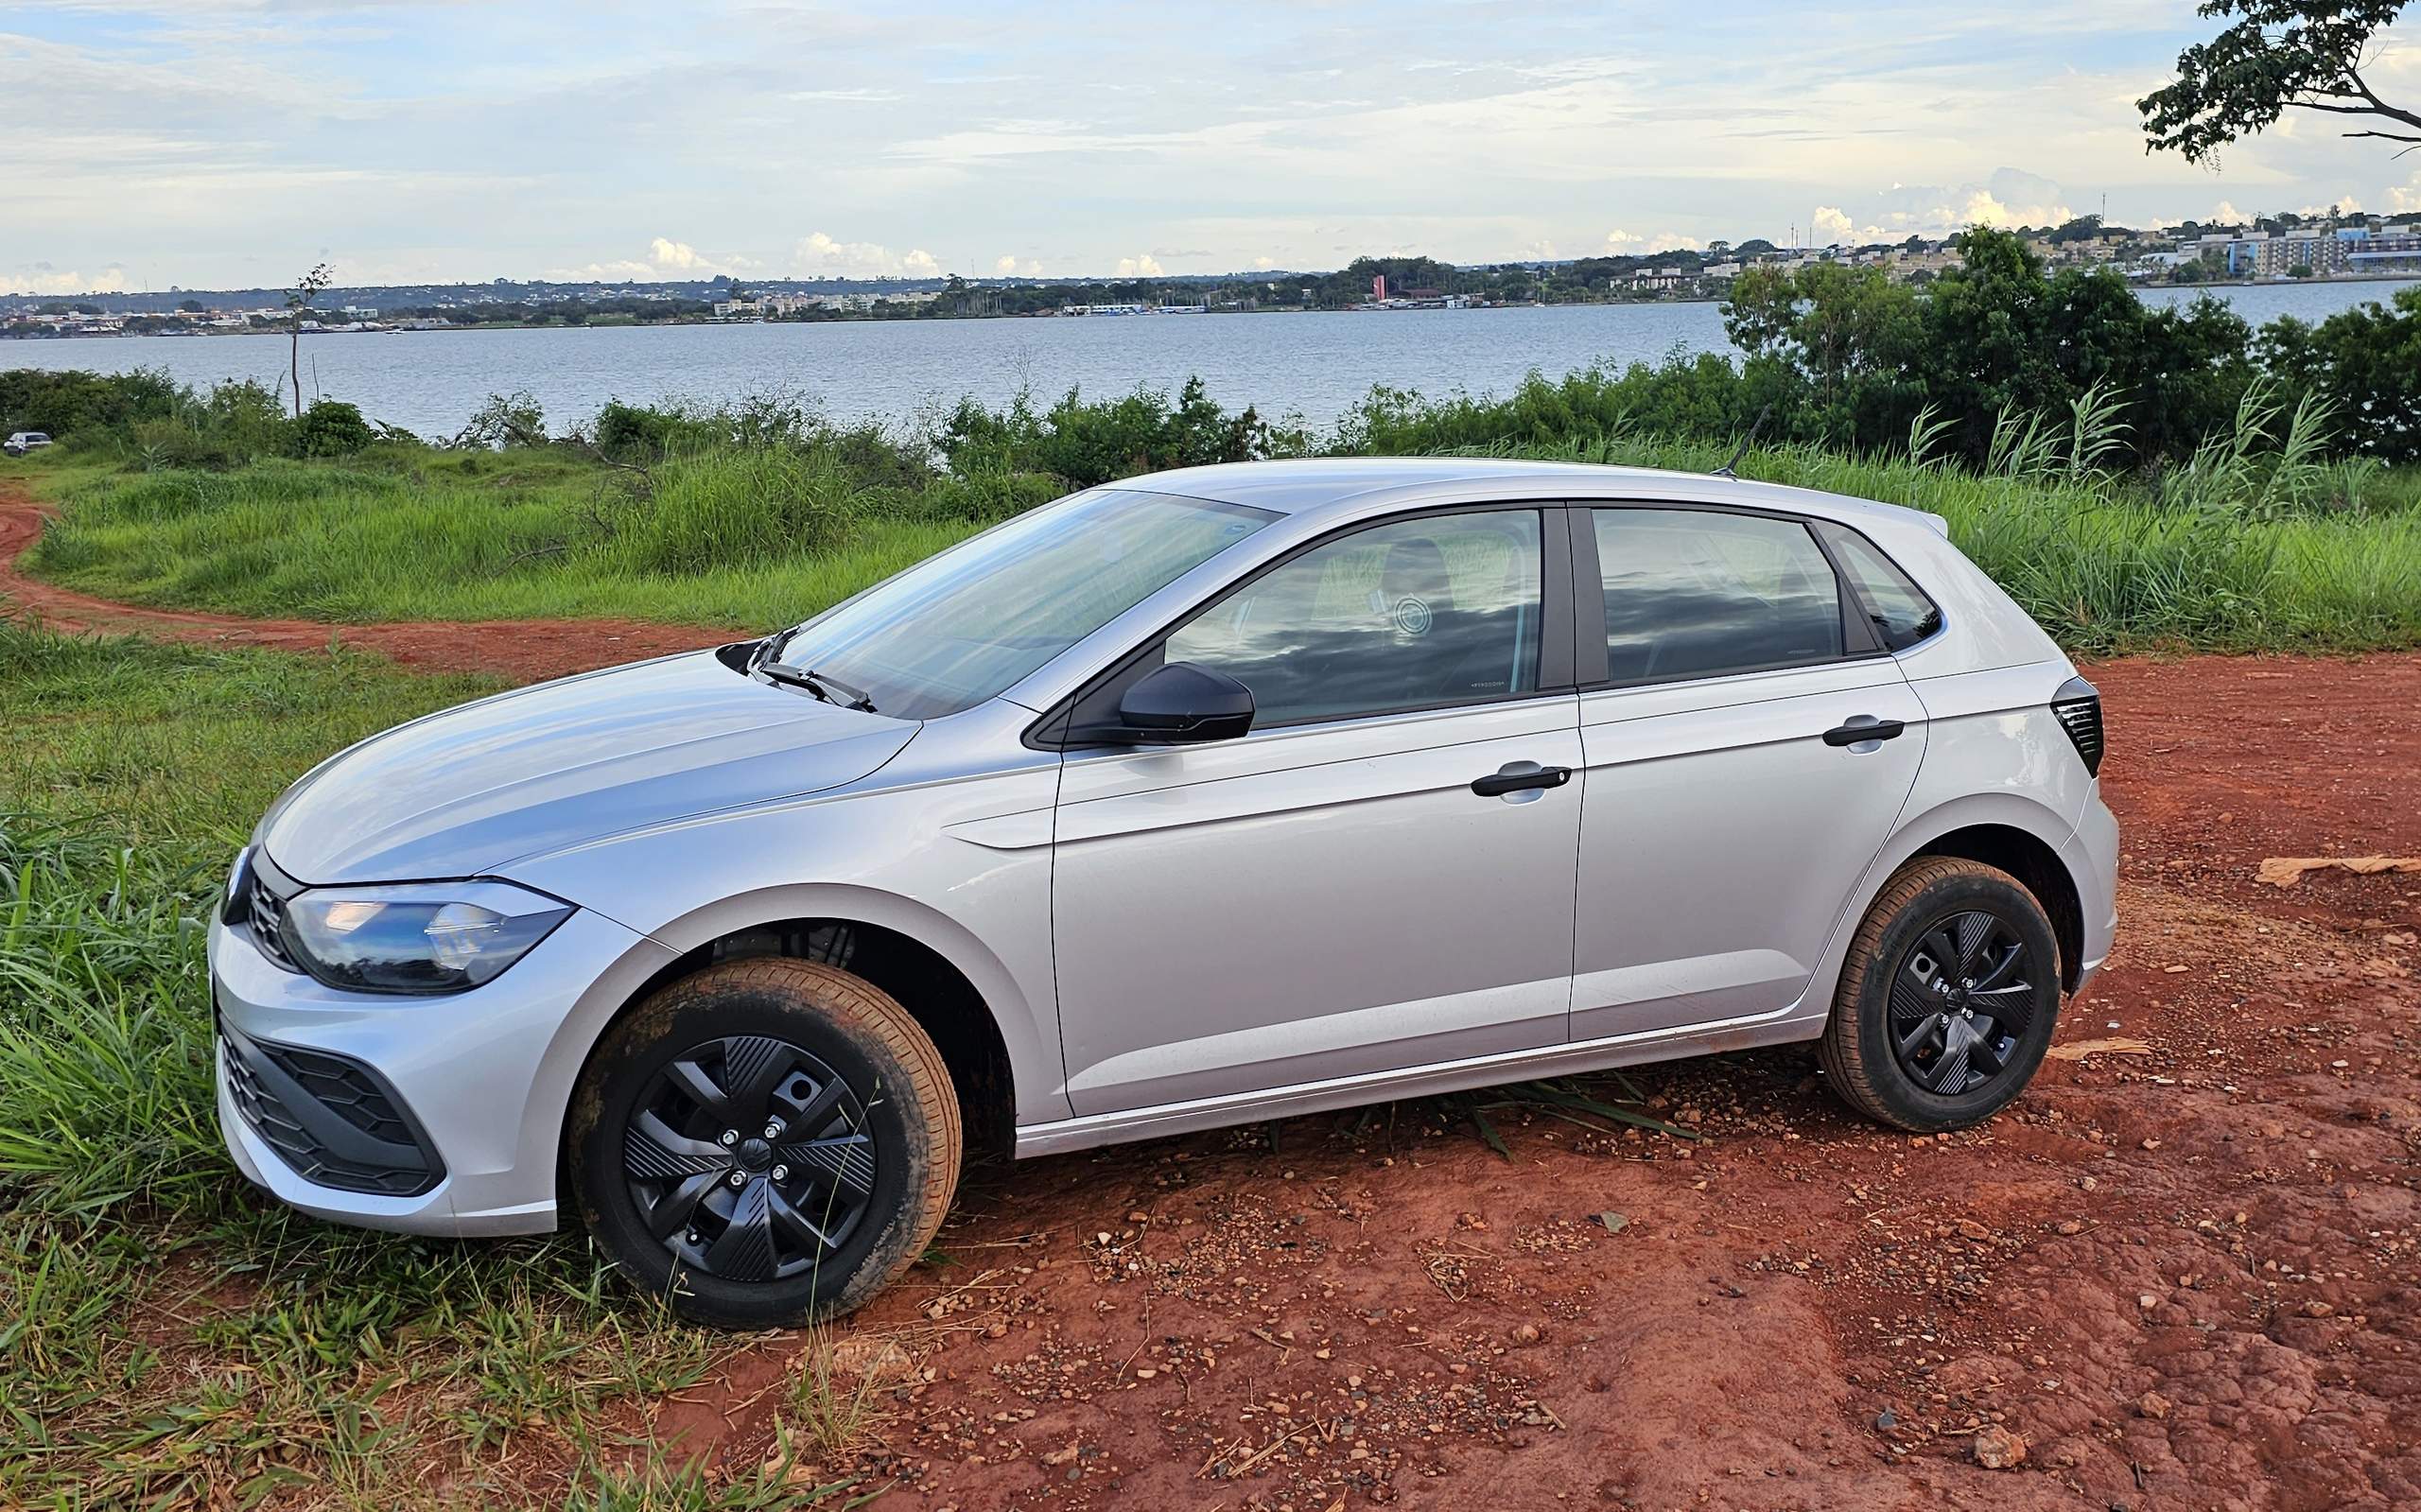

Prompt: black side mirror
[{"left": 1101, "top": 661, "right": 1254, "bottom": 744}]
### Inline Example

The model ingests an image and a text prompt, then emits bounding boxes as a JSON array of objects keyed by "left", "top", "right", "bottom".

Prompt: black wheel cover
[
  {"left": 619, "top": 1034, "right": 878, "bottom": 1282},
  {"left": 1887, "top": 909, "right": 2038, "bottom": 1097}
]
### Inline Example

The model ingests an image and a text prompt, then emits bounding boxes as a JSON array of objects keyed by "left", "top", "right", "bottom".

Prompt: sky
[{"left": 5, "top": 1, "right": 2420, "bottom": 295}]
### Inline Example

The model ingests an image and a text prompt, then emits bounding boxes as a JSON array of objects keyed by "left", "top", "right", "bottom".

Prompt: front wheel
[
  {"left": 1819, "top": 857, "right": 2063, "bottom": 1133},
  {"left": 567, "top": 959, "right": 961, "bottom": 1328}
]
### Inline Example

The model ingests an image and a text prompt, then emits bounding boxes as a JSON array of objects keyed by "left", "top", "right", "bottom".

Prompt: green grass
[
  {"left": 1472, "top": 431, "right": 2421, "bottom": 653},
  {"left": 0, "top": 623, "right": 861, "bottom": 1509},
  {"left": 20, "top": 451, "right": 985, "bottom": 630},
  {"left": 17, "top": 412, "right": 2421, "bottom": 655}
]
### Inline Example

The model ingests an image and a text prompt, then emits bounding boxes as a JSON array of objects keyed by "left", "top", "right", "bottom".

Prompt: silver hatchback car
[{"left": 212, "top": 459, "right": 2117, "bottom": 1325}]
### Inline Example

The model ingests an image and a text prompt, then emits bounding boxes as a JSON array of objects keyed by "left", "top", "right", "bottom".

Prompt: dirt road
[
  {"left": 6, "top": 484, "right": 2415, "bottom": 1509},
  {"left": 0, "top": 483, "right": 741, "bottom": 679}
]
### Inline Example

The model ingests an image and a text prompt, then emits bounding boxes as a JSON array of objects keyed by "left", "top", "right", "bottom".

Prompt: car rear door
[
  {"left": 1568, "top": 504, "right": 1927, "bottom": 1040},
  {"left": 1049, "top": 506, "right": 1584, "bottom": 1116}
]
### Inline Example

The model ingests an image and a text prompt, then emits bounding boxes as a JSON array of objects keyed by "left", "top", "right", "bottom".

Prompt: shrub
[
  {"left": 0, "top": 367, "right": 183, "bottom": 443},
  {"left": 294, "top": 398, "right": 375, "bottom": 457},
  {"left": 453, "top": 390, "right": 549, "bottom": 448},
  {"left": 933, "top": 376, "right": 1289, "bottom": 487}
]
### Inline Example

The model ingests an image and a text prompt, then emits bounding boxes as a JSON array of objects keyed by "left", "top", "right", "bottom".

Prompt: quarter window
[
  {"left": 1163, "top": 510, "right": 1543, "bottom": 725},
  {"left": 1592, "top": 508, "right": 1844, "bottom": 684},
  {"left": 1816, "top": 522, "right": 1942, "bottom": 651}
]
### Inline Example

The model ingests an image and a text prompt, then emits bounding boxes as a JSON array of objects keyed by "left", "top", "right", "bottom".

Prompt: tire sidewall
[
  {"left": 1850, "top": 871, "right": 2062, "bottom": 1128},
  {"left": 568, "top": 969, "right": 937, "bottom": 1327}
]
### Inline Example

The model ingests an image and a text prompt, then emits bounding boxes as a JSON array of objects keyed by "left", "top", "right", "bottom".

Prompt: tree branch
[{"left": 2345, "top": 67, "right": 2421, "bottom": 133}]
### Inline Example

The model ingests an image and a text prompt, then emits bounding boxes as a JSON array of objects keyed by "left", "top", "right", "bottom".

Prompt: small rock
[
  {"left": 2054, "top": 1219, "right": 2085, "bottom": 1237},
  {"left": 1874, "top": 1408, "right": 1898, "bottom": 1431},
  {"left": 1510, "top": 1323, "right": 1541, "bottom": 1345},
  {"left": 2137, "top": 1391, "right": 2171, "bottom": 1420},
  {"left": 1040, "top": 1443, "right": 1080, "bottom": 1468},
  {"left": 2137, "top": 1293, "right": 2160, "bottom": 1312},
  {"left": 1972, "top": 1424, "right": 2028, "bottom": 1469},
  {"left": 2305, "top": 1299, "right": 2335, "bottom": 1318},
  {"left": 1594, "top": 1211, "right": 1629, "bottom": 1233},
  {"left": 1956, "top": 1218, "right": 1991, "bottom": 1241},
  {"left": 827, "top": 1336, "right": 915, "bottom": 1386}
]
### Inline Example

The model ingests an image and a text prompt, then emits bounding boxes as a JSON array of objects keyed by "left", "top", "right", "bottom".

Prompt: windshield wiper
[
  {"left": 758, "top": 659, "right": 879, "bottom": 713},
  {"left": 750, "top": 625, "right": 799, "bottom": 673}
]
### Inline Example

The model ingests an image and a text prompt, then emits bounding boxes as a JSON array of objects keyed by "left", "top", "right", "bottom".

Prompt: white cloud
[
  {"left": 794, "top": 232, "right": 940, "bottom": 279},
  {"left": 646, "top": 236, "right": 706, "bottom": 270},
  {"left": 544, "top": 235, "right": 753, "bottom": 282},
  {"left": 1604, "top": 227, "right": 1702, "bottom": 253},
  {"left": 2208, "top": 200, "right": 2250, "bottom": 226},
  {"left": 1251, "top": 254, "right": 1277, "bottom": 270},
  {"left": 995, "top": 253, "right": 1043, "bottom": 276},
  {"left": 1810, "top": 170, "right": 2079, "bottom": 244},
  {"left": 1114, "top": 252, "right": 1165, "bottom": 277},
  {"left": 4, "top": 262, "right": 130, "bottom": 297},
  {"left": 2389, "top": 180, "right": 2421, "bottom": 213}
]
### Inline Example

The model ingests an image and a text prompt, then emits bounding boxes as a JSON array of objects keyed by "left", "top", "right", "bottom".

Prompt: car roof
[{"left": 1119, "top": 457, "right": 1947, "bottom": 536}]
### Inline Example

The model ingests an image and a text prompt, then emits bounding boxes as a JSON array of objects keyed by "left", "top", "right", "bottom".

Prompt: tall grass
[{"left": 17, "top": 376, "right": 2421, "bottom": 654}]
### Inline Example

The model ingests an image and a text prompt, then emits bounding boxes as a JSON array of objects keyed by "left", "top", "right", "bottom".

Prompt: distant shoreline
[{"left": 6, "top": 272, "right": 2414, "bottom": 343}]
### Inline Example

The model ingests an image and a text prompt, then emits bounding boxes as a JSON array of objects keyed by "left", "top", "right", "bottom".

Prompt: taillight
[{"left": 2050, "top": 675, "right": 2103, "bottom": 776}]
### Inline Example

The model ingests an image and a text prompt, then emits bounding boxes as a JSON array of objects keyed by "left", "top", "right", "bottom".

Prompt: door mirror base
[{"left": 1072, "top": 661, "right": 1255, "bottom": 745}]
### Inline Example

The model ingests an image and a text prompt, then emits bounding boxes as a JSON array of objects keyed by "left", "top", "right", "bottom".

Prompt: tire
[
  {"left": 1819, "top": 857, "right": 2063, "bottom": 1133},
  {"left": 567, "top": 958, "right": 960, "bottom": 1328}
]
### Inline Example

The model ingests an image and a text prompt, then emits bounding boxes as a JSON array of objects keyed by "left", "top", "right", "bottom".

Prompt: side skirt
[{"left": 1012, "top": 1001, "right": 1824, "bottom": 1158}]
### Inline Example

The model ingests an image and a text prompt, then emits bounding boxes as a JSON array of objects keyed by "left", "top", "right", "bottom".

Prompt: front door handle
[
  {"left": 1822, "top": 716, "right": 1907, "bottom": 747},
  {"left": 1472, "top": 761, "right": 1573, "bottom": 797}
]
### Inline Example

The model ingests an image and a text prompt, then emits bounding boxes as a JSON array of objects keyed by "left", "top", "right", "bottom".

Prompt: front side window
[
  {"left": 1593, "top": 508, "right": 1844, "bottom": 684},
  {"left": 773, "top": 488, "right": 1275, "bottom": 720},
  {"left": 1163, "top": 510, "right": 1542, "bottom": 726}
]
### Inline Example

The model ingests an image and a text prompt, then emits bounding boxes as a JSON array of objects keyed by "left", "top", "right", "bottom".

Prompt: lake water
[{"left": 8, "top": 278, "right": 2412, "bottom": 442}]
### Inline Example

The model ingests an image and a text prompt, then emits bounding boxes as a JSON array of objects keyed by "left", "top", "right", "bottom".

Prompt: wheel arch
[
  {"left": 1855, "top": 793, "right": 2088, "bottom": 994},
  {"left": 543, "top": 884, "right": 1054, "bottom": 1206}
]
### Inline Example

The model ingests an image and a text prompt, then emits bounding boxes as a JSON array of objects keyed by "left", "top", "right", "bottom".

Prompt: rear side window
[
  {"left": 1816, "top": 522, "right": 1942, "bottom": 651},
  {"left": 1591, "top": 508, "right": 1843, "bottom": 684}
]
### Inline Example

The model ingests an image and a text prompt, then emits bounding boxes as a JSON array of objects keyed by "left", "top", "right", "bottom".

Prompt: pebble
[{"left": 1972, "top": 1424, "right": 2028, "bottom": 1469}]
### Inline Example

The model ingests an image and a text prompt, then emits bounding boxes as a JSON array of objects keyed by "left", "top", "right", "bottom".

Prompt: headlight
[{"left": 276, "top": 880, "right": 574, "bottom": 995}]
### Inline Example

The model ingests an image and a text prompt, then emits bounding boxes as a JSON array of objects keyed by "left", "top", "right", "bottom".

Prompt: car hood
[{"left": 258, "top": 650, "right": 916, "bottom": 885}]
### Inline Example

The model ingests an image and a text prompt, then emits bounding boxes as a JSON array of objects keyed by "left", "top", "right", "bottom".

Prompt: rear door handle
[
  {"left": 1822, "top": 717, "right": 1907, "bottom": 747},
  {"left": 1472, "top": 761, "right": 1573, "bottom": 797}
]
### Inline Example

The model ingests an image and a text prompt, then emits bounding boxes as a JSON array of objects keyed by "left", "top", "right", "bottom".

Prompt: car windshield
[{"left": 768, "top": 487, "right": 1278, "bottom": 720}]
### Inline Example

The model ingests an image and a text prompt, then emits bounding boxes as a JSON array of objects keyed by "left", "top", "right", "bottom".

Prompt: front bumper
[
  {"left": 2062, "top": 789, "right": 2121, "bottom": 998},
  {"left": 210, "top": 897, "right": 677, "bottom": 1237}
]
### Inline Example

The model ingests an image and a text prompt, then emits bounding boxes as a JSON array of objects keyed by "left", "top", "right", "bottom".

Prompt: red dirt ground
[{"left": 6, "top": 482, "right": 2416, "bottom": 1509}]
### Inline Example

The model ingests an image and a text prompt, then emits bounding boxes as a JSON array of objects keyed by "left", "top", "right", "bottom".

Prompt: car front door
[
  {"left": 1049, "top": 506, "right": 1583, "bottom": 1117},
  {"left": 1569, "top": 505, "right": 1928, "bottom": 1040}
]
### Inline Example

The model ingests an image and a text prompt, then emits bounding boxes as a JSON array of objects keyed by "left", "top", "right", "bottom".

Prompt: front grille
[
  {"left": 221, "top": 1018, "right": 443, "bottom": 1197},
  {"left": 2052, "top": 695, "right": 2104, "bottom": 777}
]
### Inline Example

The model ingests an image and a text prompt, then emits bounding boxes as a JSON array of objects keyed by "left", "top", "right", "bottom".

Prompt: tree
[
  {"left": 285, "top": 263, "right": 333, "bottom": 419},
  {"left": 2140, "top": 1, "right": 2418, "bottom": 163},
  {"left": 177, "top": 298, "right": 205, "bottom": 313}
]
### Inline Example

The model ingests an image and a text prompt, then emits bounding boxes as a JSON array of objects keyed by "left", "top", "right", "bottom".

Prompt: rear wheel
[
  {"left": 1820, "top": 857, "right": 2062, "bottom": 1132},
  {"left": 568, "top": 959, "right": 960, "bottom": 1328}
]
